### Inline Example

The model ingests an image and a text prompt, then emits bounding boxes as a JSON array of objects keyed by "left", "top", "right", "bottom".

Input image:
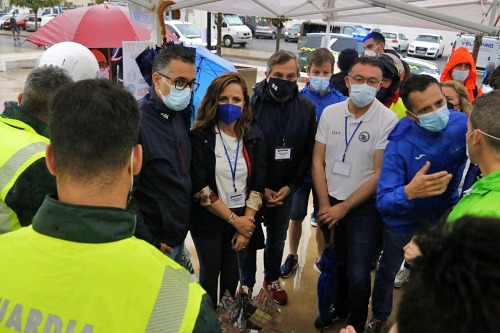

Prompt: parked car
[
  {"left": 298, "top": 33, "right": 364, "bottom": 72},
  {"left": 3, "top": 13, "right": 32, "bottom": 30},
  {"left": 407, "top": 33, "right": 445, "bottom": 59},
  {"left": 382, "top": 32, "right": 409, "bottom": 52},
  {"left": 165, "top": 20, "right": 217, "bottom": 50},
  {"left": 402, "top": 57, "right": 440, "bottom": 80},
  {"left": 284, "top": 23, "right": 300, "bottom": 42},
  {"left": 25, "top": 15, "right": 55, "bottom": 32},
  {"left": 255, "top": 21, "right": 280, "bottom": 40},
  {"left": 239, "top": 15, "right": 258, "bottom": 36},
  {"left": 0, "top": 14, "right": 12, "bottom": 29}
]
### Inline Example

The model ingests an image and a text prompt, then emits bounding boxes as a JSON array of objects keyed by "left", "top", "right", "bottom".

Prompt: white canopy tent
[{"left": 129, "top": 0, "right": 500, "bottom": 36}]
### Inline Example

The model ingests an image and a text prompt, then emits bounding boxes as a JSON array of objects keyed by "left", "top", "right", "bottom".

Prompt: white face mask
[
  {"left": 99, "top": 67, "right": 109, "bottom": 79},
  {"left": 364, "top": 44, "right": 381, "bottom": 57}
]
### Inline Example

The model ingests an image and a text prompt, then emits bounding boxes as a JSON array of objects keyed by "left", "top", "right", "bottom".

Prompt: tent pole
[{"left": 489, "top": 0, "right": 499, "bottom": 27}]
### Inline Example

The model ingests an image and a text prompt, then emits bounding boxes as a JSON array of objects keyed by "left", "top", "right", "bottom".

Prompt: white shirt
[
  {"left": 215, "top": 128, "right": 248, "bottom": 208},
  {"left": 315, "top": 98, "right": 398, "bottom": 200}
]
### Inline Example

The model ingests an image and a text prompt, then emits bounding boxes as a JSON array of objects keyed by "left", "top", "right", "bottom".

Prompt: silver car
[
  {"left": 255, "top": 21, "right": 278, "bottom": 39},
  {"left": 284, "top": 23, "right": 300, "bottom": 43}
]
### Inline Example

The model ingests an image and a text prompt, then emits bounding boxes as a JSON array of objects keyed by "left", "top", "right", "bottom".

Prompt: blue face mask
[
  {"left": 310, "top": 76, "right": 330, "bottom": 92},
  {"left": 451, "top": 69, "right": 469, "bottom": 82},
  {"left": 217, "top": 104, "right": 242, "bottom": 125},
  {"left": 412, "top": 104, "right": 450, "bottom": 132},
  {"left": 349, "top": 83, "right": 377, "bottom": 107},
  {"left": 159, "top": 77, "right": 192, "bottom": 111}
]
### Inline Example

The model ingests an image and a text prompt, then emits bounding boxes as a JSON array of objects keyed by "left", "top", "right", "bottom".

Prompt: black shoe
[{"left": 314, "top": 305, "right": 348, "bottom": 329}]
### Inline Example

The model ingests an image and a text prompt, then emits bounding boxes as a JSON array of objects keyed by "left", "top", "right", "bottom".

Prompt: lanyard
[
  {"left": 217, "top": 126, "right": 240, "bottom": 192},
  {"left": 343, "top": 117, "right": 363, "bottom": 162}
]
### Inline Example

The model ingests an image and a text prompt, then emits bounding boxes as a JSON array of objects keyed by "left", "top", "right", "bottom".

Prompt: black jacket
[
  {"left": 330, "top": 71, "right": 349, "bottom": 97},
  {"left": 251, "top": 79, "right": 316, "bottom": 192},
  {"left": 131, "top": 86, "right": 192, "bottom": 248},
  {"left": 189, "top": 124, "right": 266, "bottom": 233}
]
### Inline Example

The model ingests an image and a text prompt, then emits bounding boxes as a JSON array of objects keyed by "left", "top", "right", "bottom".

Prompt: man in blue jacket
[
  {"left": 131, "top": 47, "right": 196, "bottom": 263},
  {"left": 365, "top": 74, "right": 468, "bottom": 333}
]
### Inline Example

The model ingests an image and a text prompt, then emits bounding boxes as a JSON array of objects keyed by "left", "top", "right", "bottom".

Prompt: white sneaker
[{"left": 394, "top": 266, "right": 410, "bottom": 288}]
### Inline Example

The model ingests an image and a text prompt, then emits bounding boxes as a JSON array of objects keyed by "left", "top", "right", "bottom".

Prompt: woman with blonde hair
[
  {"left": 441, "top": 80, "right": 472, "bottom": 116},
  {"left": 189, "top": 72, "right": 267, "bottom": 306}
]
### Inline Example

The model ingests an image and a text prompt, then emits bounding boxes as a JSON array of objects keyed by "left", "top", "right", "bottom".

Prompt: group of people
[{"left": 0, "top": 31, "right": 499, "bottom": 333}]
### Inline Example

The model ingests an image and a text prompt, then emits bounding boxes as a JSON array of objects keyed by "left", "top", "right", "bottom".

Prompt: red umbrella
[{"left": 27, "top": 4, "right": 153, "bottom": 48}]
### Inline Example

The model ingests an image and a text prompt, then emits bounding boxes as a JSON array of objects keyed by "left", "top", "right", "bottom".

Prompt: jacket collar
[
  {"left": 32, "top": 195, "right": 136, "bottom": 243},
  {"left": 2, "top": 104, "right": 50, "bottom": 138}
]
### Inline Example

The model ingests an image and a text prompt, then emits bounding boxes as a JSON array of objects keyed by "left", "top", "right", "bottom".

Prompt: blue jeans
[
  {"left": 165, "top": 242, "right": 184, "bottom": 263},
  {"left": 323, "top": 197, "right": 381, "bottom": 333},
  {"left": 290, "top": 172, "right": 318, "bottom": 220},
  {"left": 371, "top": 227, "right": 413, "bottom": 321},
  {"left": 241, "top": 197, "right": 292, "bottom": 286}
]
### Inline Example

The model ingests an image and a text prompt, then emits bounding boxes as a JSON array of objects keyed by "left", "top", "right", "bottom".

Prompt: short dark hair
[
  {"left": 49, "top": 79, "right": 139, "bottom": 181},
  {"left": 397, "top": 216, "right": 500, "bottom": 333},
  {"left": 348, "top": 56, "right": 384, "bottom": 76},
  {"left": 21, "top": 66, "right": 73, "bottom": 120},
  {"left": 152, "top": 46, "right": 195, "bottom": 74},
  {"left": 267, "top": 50, "right": 300, "bottom": 76},
  {"left": 363, "top": 32, "right": 385, "bottom": 44},
  {"left": 307, "top": 48, "right": 335, "bottom": 71},
  {"left": 470, "top": 91, "right": 500, "bottom": 152},
  {"left": 338, "top": 48, "right": 359, "bottom": 72},
  {"left": 400, "top": 74, "right": 440, "bottom": 111}
]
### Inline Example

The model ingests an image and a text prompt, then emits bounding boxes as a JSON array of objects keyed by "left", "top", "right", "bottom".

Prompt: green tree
[
  {"left": 9, "top": 0, "right": 62, "bottom": 30},
  {"left": 260, "top": 17, "right": 290, "bottom": 52}
]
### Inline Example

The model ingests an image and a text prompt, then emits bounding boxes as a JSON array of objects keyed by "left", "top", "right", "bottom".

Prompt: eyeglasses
[
  {"left": 158, "top": 73, "right": 199, "bottom": 91},
  {"left": 348, "top": 76, "right": 381, "bottom": 88}
]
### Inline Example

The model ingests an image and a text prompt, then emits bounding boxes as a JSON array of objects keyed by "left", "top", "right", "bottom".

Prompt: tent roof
[{"left": 159, "top": 0, "right": 499, "bottom": 35}]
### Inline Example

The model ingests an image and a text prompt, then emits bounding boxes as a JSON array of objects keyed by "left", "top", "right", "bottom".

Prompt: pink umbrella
[{"left": 26, "top": 4, "right": 157, "bottom": 48}]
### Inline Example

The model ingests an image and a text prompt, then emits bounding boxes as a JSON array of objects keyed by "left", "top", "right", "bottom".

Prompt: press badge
[
  {"left": 275, "top": 146, "right": 292, "bottom": 161},
  {"left": 332, "top": 160, "right": 352, "bottom": 176},
  {"left": 226, "top": 191, "right": 246, "bottom": 208}
]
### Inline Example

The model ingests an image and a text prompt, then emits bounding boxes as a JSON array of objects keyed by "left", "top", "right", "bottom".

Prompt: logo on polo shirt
[{"left": 359, "top": 131, "right": 370, "bottom": 142}]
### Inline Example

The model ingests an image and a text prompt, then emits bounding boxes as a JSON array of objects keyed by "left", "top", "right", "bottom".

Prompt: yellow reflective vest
[
  {"left": 0, "top": 197, "right": 207, "bottom": 332},
  {"left": 0, "top": 117, "right": 49, "bottom": 234}
]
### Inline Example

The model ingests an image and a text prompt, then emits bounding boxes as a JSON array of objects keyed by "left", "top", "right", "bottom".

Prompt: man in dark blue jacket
[
  {"left": 240, "top": 50, "right": 317, "bottom": 305},
  {"left": 366, "top": 74, "right": 467, "bottom": 333},
  {"left": 131, "top": 47, "right": 197, "bottom": 263}
]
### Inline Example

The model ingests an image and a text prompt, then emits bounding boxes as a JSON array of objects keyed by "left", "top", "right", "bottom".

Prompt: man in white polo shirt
[{"left": 312, "top": 56, "right": 398, "bottom": 332}]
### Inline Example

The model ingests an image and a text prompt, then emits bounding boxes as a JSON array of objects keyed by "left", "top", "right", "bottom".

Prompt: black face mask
[
  {"left": 376, "top": 87, "right": 388, "bottom": 102},
  {"left": 268, "top": 77, "right": 297, "bottom": 99}
]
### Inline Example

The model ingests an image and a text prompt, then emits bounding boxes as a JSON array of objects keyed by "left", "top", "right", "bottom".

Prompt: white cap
[{"left": 37, "top": 42, "right": 99, "bottom": 81}]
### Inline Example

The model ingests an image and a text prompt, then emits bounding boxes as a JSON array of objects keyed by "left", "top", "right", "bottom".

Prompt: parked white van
[
  {"left": 165, "top": 20, "right": 217, "bottom": 50},
  {"left": 9, "top": 7, "right": 33, "bottom": 16},
  {"left": 213, "top": 13, "right": 252, "bottom": 48},
  {"left": 451, "top": 34, "right": 500, "bottom": 69}
]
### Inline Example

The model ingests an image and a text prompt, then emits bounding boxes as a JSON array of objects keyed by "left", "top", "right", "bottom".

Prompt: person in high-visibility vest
[
  {"left": 1, "top": 42, "right": 100, "bottom": 235},
  {"left": 0, "top": 79, "right": 220, "bottom": 332},
  {"left": 0, "top": 66, "right": 72, "bottom": 234}
]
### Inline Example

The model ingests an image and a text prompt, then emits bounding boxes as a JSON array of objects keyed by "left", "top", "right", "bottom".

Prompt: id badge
[
  {"left": 332, "top": 160, "right": 352, "bottom": 177},
  {"left": 226, "top": 191, "right": 246, "bottom": 208},
  {"left": 275, "top": 146, "right": 292, "bottom": 161}
]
